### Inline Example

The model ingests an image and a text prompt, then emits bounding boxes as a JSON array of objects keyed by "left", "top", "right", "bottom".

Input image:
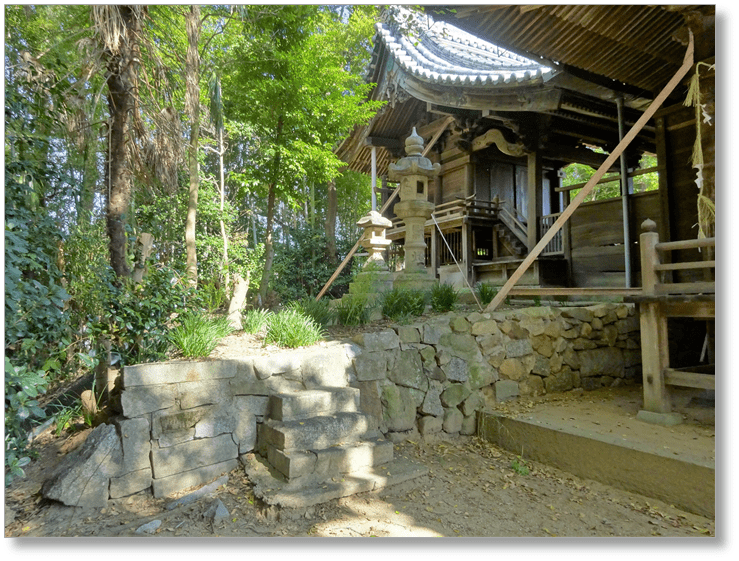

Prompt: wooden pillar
[
  {"left": 527, "top": 150, "right": 543, "bottom": 251},
  {"left": 639, "top": 302, "right": 672, "bottom": 414}
]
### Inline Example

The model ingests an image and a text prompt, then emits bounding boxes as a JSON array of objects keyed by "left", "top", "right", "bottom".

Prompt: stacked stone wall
[
  {"left": 353, "top": 304, "right": 641, "bottom": 441},
  {"left": 42, "top": 304, "right": 640, "bottom": 505}
]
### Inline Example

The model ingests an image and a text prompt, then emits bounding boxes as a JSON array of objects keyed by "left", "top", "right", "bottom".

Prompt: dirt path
[{"left": 4, "top": 428, "right": 715, "bottom": 539}]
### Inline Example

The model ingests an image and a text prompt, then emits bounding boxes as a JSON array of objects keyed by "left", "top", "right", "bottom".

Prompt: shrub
[
  {"left": 264, "top": 309, "right": 325, "bottom": 348},
  {"left": 381, "top": 287, "right": 427, "bottom": 322},
  {"left": 336, "top": 294, "right": 371, "bottom": 326},
  {"left": 169, "top": 313, "right": 234, "bottom": 358},
  {"left": 242, "top": 308, "right": 274, "bottom": 334},
  {"left": 285, "top": 297, "right": 336, "bottom": 329},
  {"left": 475, "top": 282, "right": 498, "bottom": 307},
  {"left": 430, "top": 282, "right": 458, "bottom": 313},
  {"left": 4, "top": 358, "right": 49, "bottom": 485}
]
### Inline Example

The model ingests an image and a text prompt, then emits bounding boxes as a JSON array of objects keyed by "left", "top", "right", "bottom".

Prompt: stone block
[
  {"left": 505, "top": 338, "right": 533, "bottom": 358},
  {"left": 418, "top": 415, "right": 443, "bottom": 436},
  {"left": 471, "top": 319, "right": 500, "bottom": 337},
  {"left": 152, "top": 405, "right": 212, "bottom": 438},
  {"left": 261, "top": 412, "right": 371, "bottom": 451},
  {"left": 443, "top": 408, "right": 463, "bottom": 433},
  {"left": 357, "top": 380, "right": 383, "bottom": 431},
  {"left": 561, "top": 307, "right": 594, "bottom": 323},
  {"left": 234, "top": 413, "right": 257, "bottom": 454},
  {"left": 121, "top": 385, "right": 176, "bottom": 417},
  {"left": 440, "top": 383, "right": 471, "bottom": 407},
  {"left": 158, "top": 429, "right": 195, "bottom": 448},
  {"left": 397, "top": 325, "right": 421, "bottom": 343},
  {"left": 268, "top": 387, "right": 359, "bottom": 421},
  {"left": 234, "top": 395, "right": 269, "bottom": 417},
  {"left": 151, "top": 434, "right": 238, "bottom": 479},
  {"left": 252, "top": 354, "right": 302, "bottom": 381},
  {"left": 176, "top": 379, "right": 231, "bottom": 409},
  {"left": 353, "top": 351, "right": 389, "bottom": 382},
  {"left": 388, "top": 350, "right": 427, "bottom": 391},
  {"left": 442, "top": 356, "right": 469, "bottom": 383},
  {"left": 422, "top": 323, "right": 450, "bottom": 345},
  {"left": 499, "top": 357, "right": 533, "bottom": 381},
  {"left": 301, "top": 345, "right": 354, "bottom": 388},
  {"left": 109, "top": 468, "right": 152, "bottom": 499},
  {"left": 381, "top": 384, "right": 416, "bottom": 432},
  {"left": 449, "top": 316, "right": 470, "bottom": 333},
  {"left": 544, "top": 369, "right": 575, "bottom": 393},
  {"left": 519, "top": 375, "right": 545, "bottom": 397},
  {"left": 114, "top": 417, "right": 151, "bottom": 472},
  {"left": 152, "top": 459, "right": 238, "bottom": 498},
  {"left": 353, "top": 329, "right": 400, "bottom": 352},
  {"left": 495, "top": 380, "right": 519, "bottom": 402},
  {"left": 230, "top": 376, "right": 304, "bottom": 396},
  {"left": 461, "top": 391, "right": 484, "bottom": 417},
  {"left": 123, "top": 360, "right": 236, "bottom": 387},
  {"left": 461, "top": 414, "right": 477, "bottom": 436},
  {"left": 420, "top": 382, "right": 444, "bottom": 417},
  {"left": 468, "top": 360, "right": 497, "bottom": 390},
  {"left": 42, "top": 424, "right": 123, "bottom": 508},
  {"left": 579, "top": 347, "right": 624, "bottom": 377},
  {"left": 194, "top": 412, "right": 237, "bottom": 439}
]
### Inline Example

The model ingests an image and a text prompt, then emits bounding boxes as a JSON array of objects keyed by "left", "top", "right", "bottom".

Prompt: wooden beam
[
  {"left": 485, "top": 32, "right": 694, "bottom": 312},
  {"left": 664, "top": 368, "right": 715, "bottom": 390}
]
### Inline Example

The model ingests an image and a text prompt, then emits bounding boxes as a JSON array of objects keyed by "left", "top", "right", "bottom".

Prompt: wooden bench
[{"left": 626, "top": 219, "right": 715, "bottom": 425}]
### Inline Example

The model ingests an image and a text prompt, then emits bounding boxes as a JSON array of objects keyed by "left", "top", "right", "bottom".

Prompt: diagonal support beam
[{"left": 485, "top": 32, "right": 694, "bottom": 312}]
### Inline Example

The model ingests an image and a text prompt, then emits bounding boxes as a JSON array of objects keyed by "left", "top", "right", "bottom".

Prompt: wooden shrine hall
[{"left": 333, "top": 5, "right": 715, "bottom": 423}]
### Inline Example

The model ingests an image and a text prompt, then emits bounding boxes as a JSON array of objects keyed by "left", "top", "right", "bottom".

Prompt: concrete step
[
  {"left": 243, "top": 451, "right": 429, "bottom": 509},
  {"left": 268, "top": 387, "right": 360, "bottom": 422},
  {"left": 266, "top": 436, "right": 393, "bottom": 480},
  {"left": 261, "top": 412, "right": 373, "bottom": 451}
]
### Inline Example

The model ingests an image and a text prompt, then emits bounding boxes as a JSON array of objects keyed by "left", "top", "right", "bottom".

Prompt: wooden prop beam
[
  {"left": 316, "top": 118, "right": 453, "bottom": 301},
  {"left": 485, "top": 32, "right": 694, "bottom": 312}
]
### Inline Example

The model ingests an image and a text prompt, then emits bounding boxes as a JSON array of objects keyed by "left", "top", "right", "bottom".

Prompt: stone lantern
[
  {"left": 357, "top": 210, "right": 393, "bottom": 270},
  {"left": 388, "top": 127, "right": 440, "bottom": 290}
]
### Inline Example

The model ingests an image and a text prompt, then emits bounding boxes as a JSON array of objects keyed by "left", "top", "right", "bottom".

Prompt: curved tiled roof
[{"left": 376, "top": 7, "right": 557, "bottom": 88}]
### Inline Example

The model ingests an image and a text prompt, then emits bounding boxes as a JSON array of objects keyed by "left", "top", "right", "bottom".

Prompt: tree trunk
[
  {"left": 324, "top": 178, "right": 338, "bottom": 264},
  {"left": 103, "top": 6, "right": 144, "bottom": 279},
  {"left": 218, "top": 125, "right": 230, "bottom": 290},
  {"left": 258, "top": 183, "right": 277, "bottom": 304},
  {"left": 185, "top": 5, "right": 201, "bottom": 286}
]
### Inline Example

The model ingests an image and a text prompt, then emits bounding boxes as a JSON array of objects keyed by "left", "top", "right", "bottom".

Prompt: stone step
[
  {"left": 268, "top": 387, "right": 360, "bottom": 422},
  {"left": 261, "top": 412, "right": 373, "bottom": 451},
  {"left": 266, "top": 437, "right": 393, "bottom": 480},
  {"left": 244, "top": 452, "right": 429, "bottom": 509}
]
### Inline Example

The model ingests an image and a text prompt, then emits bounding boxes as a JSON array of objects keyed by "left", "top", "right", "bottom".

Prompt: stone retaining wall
[
  {"left": 42, "top": 304, "right": 640, "bottom": 505},
  {"left": 353, "top": 303, "right": 641, "bottom": 441}
]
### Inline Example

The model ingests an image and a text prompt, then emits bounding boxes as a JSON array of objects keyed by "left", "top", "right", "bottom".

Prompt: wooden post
[
  {"left": 639, "top": 301, "right": 672, "bottom": 414},
  {"left": 527, "top": 150, "right": 542, "bottom": 252},
  {"left": 640, "top": 219, "right": 660, "bottom": 295}
]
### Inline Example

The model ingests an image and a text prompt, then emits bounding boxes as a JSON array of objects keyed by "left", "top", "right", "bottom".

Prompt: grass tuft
[
  {"left": 264, "top": 309, "right": 325, "bottom": 348},
  {"left": 242, "top": 308, "right": 274, "bottom": 334},
  {"left": 381, "top": 287, "right": 427, "bottom": 322},
  {"left": 430, "top": 282, "right": 458, "bottom": 313},
  {"left": 169, "top": 313, "right": 234, "bottom": 358},
  {"left": 285, "top": 297, "right": 336, "bottom": 329}
]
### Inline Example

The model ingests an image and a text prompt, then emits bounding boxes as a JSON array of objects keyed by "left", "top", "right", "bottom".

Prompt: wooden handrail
[{"left": 656, "top": 237, "right": 715, "bottom": 252}]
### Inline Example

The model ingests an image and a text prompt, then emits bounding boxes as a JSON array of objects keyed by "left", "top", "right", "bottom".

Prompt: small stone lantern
[
  {"left": 357, "top": 210, "right": 393, "bottom": 270},
  {"left": 388, "top": 127, "right": 440, "bottom": 290}
]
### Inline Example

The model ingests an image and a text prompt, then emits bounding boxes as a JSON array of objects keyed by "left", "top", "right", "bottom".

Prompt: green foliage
[
  {"left": 532, "top": 295, "right": 542, "bottom": 307},
  {"left": 88, "top": 266, "right": 195, "bottom": 366},
  {"left": 5, "top": 358, "right": 49, "bottom": 485},
  {"left": 476, "top": 283, "right": 499, "bottom": 307},
  {"left": 510, "top": 456, "right": 530, "bottom": 476},
  {"left": 272, "top": 225, "right": 354, "bottom": 301},
  {"left": 169, "top": 313, "right": 234, "bottom": 358},
  {"left": 264, "top": 309, "right": 325, "bottom": 348},
  {"left": 562, "top": 152, "right": 659, "bottom": 203},
  {"left": 381, "top": 288, "right": 427, "bottom": 322},
  {"left": 285, "top": 297, "right": 336, "bottom": 330},
  {"left": 336, "top": 294, "right": 371, "bottom": 327},
  {"left": 242, "top": 308, "right": 274, "bottom": 334},
  {"left": 430, "top": 282, "right": 458, "bottom": 313}
]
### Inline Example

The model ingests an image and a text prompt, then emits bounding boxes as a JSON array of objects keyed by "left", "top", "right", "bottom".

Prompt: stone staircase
[
  {"left": 246, "top": 386, "right": 427, "bottom": 508},
  {"left": 262, "top": 387, "right": 393, "bottom": 482}
]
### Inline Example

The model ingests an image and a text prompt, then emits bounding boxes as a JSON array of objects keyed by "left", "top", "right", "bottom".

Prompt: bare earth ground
[{"left": 4, "top": 314, "right": 718, "bottom": 540}]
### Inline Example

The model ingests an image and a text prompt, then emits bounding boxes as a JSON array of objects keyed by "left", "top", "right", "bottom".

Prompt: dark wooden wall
[{"left": 569, "top": 191, "right": 660, "bottom": 287}]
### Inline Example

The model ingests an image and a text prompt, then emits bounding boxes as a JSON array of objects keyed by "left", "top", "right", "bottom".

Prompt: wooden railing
[
  {"left": 640, "top": 219, "right": 715, "bottom": 296},
  {"left": 633, "top": 218, "right": 715, "bottom": 421},
  {"left": 540, "top": 213, "right": 564, "bottom": 255}
]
